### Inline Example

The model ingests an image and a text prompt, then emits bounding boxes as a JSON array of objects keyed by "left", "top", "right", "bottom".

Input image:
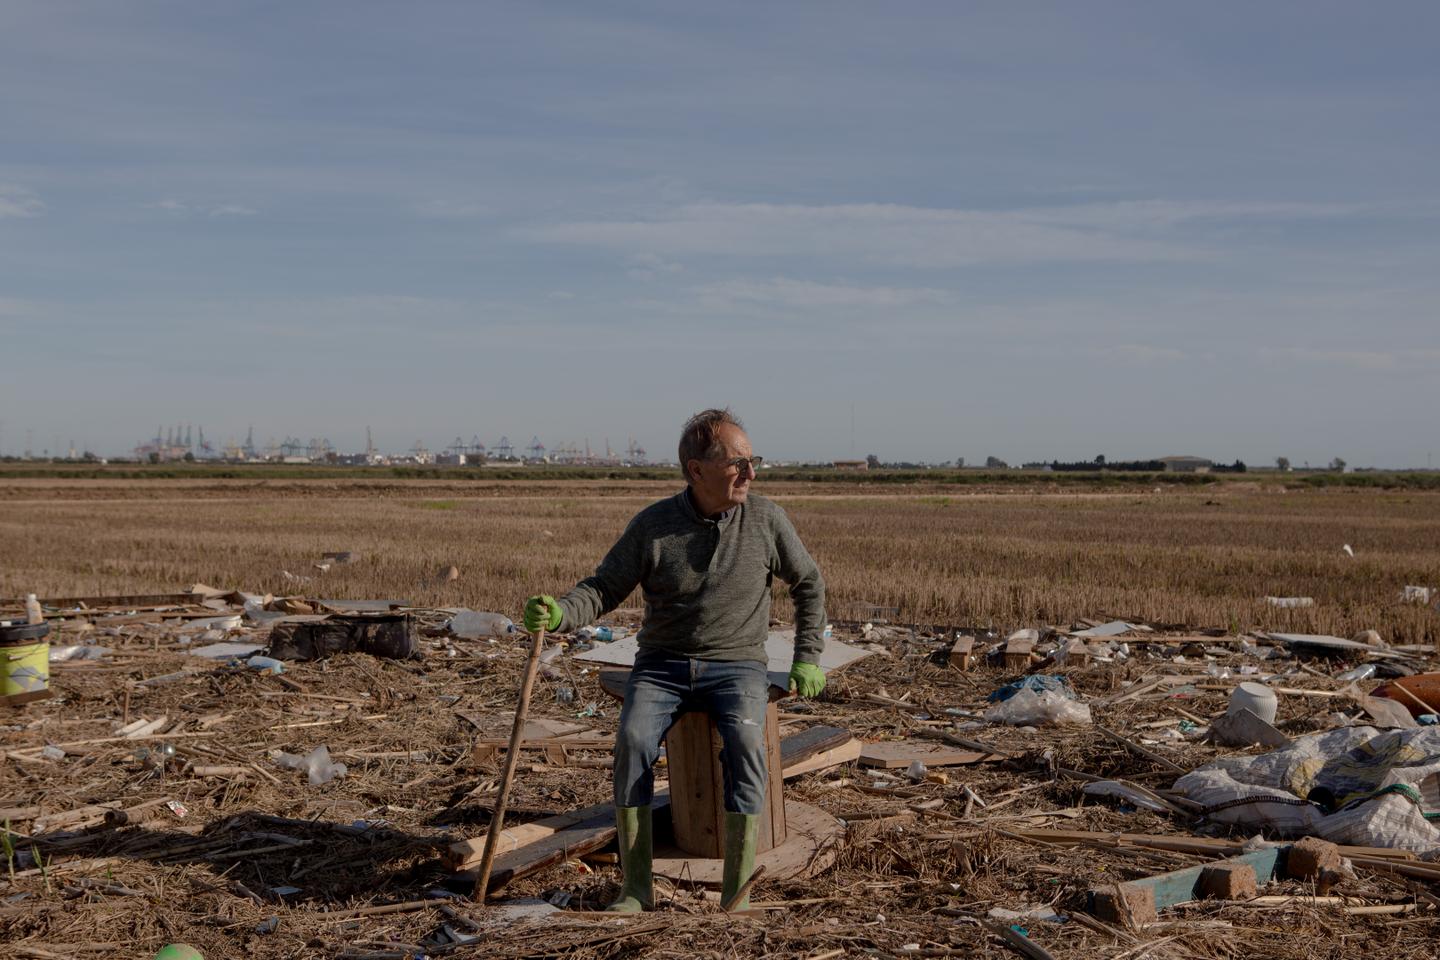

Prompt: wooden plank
[
  {"left": 457, "top": 793, "right": 673, "bottom": 894},
  {"left": 776, "top": 725, "right": 851, "bottom": 767},
  {"left": 764, "top": 701, "right": 786, "bottom": 850},
  {"left": 1004, "top": 828, "right": 1417, "bottom": 862},
  {"left": 781, "top": 738, "right": 861, "bottom": 779},
  {"left": 444, "top": 801, "right": 613, "bottom": 870},
  {"left": 858, "top": 740, "right": 1004, "bottom": 769},
  {"left": 652, "top": 799, "right": 842, "bottom": 886},
  {"left": 0, "top": 592, "right": 204, "bottom": 610},
  {"left": 1088, "top": 846, "right": 1287, "bottom": 923}
]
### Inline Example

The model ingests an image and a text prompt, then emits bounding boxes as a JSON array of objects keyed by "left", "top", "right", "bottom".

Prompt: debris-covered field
[{"left": 4, "top": 476, "right": 1439, "bottom": 959}]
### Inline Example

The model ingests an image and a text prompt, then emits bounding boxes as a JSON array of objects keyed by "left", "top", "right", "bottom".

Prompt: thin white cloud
[
  {"left": 0, "top": 184, "right": 44, "bottom": 218},
  {"left": 1090, "top": 343, "right": 1185, "bottom": 364},
  {"left": 627, "top": 253, "right": 685, "bottom": 281},
  {"left": 1262, "top": 347, "right": 1402, "bottom": 370},
  {"left": 151, "top": 199, "right": 257, "bottom": 217},
  {"left": 522, "top": 199, "right": 1356, "bottom": 268},
  {"left": 208, "top": 204, "right": 257, "bottom": 217},
  {"left": 698, "top": 277, "right": 950, "bottom": 309},
  {"left": 415, "top": 199, "right": 491, "bottom": 219}
]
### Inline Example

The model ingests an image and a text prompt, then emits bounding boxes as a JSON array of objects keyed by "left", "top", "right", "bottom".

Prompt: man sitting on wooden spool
[{"left": 524, "top": 407, "right": 827, "bottom": 913}]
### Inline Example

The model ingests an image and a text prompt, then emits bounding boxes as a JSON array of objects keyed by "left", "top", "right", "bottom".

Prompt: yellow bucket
[{"left": 1, "top": 621, "right": 51, "bottom": 705}]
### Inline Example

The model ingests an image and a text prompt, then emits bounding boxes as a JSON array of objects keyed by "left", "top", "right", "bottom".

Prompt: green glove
[
  {"left": 788, "top": 661, "right": 825, "bottom": 698},
  {"left": 523, "top": 595, "right": 563, "bottom": 633}
]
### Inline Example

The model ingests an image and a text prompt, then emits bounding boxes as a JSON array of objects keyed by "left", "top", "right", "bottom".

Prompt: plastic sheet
[{"left": 984, "top": 687, "right": 1092, "bottom": 726}]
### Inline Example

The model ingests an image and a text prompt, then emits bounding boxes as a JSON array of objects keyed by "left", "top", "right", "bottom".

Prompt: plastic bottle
[
  {"left": 578, "top": 625, "right": 624, "bottom": 643},
  {"left": 1336, "top": 663, "right": 1377, "bottom": 682},
  {"left": 245, "top": 655, "right": 286, "bottom": 675},
  {"left": 447, "top": 610, "right": 517, "bottom": 639},
  {"left": 25, "top": 593, "right": 43, "bottom": 625}
]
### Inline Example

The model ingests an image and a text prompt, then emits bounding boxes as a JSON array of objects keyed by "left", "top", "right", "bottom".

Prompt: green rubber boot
[
  {"left": 721, "top": 812, "right": 761, "bottom": 912},
  {"left": 606, "top": 805, "right": 653, "bottom": 912}
]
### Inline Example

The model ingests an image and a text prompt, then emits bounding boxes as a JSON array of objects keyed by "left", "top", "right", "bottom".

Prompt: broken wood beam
[
  {"left": 1004, "top": 638, "right": 1035, "bottom": 672},
  {"left": 1089, "top": 845, "right": 1288, "bottom": 924},
  {"left": 948, "top": 636, "right": 974, "bottom": 671},
  {"left": 0, "top": 592, "right": 209, "bottom": 611}
]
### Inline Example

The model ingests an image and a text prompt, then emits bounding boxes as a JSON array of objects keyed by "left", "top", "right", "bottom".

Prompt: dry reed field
[
  {"left": 4, "top": 474, "right": 1440, "bottom": 959},
  {"left": 3, "top": 476, "right": 1438, "bottom": 644}
]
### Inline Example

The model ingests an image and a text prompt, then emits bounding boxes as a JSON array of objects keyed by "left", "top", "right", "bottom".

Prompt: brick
[
  {"left": 1286, "top": 837, "right": 1343, "bottom": 881},
  {"left": 1199, "top": 862, "right": 1259, "bottom": 900},
  {"left": 1090, "top": 882, "right": 1157, "bottom": 925}
]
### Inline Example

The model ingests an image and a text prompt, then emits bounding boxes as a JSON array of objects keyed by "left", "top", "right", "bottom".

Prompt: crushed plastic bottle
[
  {"left": 555, "top": 685, "right": 577, "bottom": 704},
  {"left": 1336, "top": 663, "right": 1377, "bottom": 682}
]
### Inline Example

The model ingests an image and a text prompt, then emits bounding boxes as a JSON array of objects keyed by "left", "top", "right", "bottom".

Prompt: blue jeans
[{"left": 614, "top": 651, "right": 769, "bottom": 815}]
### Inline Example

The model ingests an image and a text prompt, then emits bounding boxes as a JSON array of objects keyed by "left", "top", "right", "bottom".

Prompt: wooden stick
[
  {"left": 1096, "top": 725, "right": 1187, "bottom": 776},
  {"left": 103, "top": 797, "right": 171, "bottom": 828},
  {"left": 722, "top": 864, "right": 767, "bottom": 912},
  {"left": 474, "top": 625, "right": 546, "bottom": 903},
  {"left": 1383, "top": 681, "right": 1434, "bottom": 717}
]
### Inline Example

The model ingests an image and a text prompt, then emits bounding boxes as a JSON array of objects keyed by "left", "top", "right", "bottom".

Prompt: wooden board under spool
[{"left": 652, "top": 800, "right": 843, "bottom": 887}]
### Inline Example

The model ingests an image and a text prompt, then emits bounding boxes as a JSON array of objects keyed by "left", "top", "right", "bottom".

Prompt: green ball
[{"left": 153, "top": 946, "right": 204, "bottom": 960}]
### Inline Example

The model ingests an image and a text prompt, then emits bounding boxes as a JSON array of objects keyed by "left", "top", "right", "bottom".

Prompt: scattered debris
[{"left": 6, "top": 582, "right": 1440, "bottom": 956}]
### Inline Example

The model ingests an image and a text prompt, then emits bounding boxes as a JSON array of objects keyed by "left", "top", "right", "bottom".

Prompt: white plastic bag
[
  {"left": 984, "top": 688, "right": 1092, "bottom": 726},
  {"left": 272, "top": 744, "right": 348, "bottom": 785}
]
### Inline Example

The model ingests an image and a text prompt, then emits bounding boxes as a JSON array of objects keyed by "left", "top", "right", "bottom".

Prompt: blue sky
[{"left": 2, "top": 1, "right": 1437, "bottom": 466}]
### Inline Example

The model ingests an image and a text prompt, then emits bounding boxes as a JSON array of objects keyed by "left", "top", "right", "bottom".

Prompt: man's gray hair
[{"left": 679, "top": 408, "right": 744, "bottom": 483}]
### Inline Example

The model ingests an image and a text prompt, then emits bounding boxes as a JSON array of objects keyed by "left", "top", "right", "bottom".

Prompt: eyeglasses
[{"left": 714, "top": 455, "right": 764, "bottom": 472}]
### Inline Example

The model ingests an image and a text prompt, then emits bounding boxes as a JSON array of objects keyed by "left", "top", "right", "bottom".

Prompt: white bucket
[{"left": 1228, "top": 681, "right": 1278, "bottom": 724}]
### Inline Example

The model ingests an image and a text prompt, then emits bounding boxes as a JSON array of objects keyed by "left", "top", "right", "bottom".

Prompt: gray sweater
[{"left": 556, "top": 490, "right": 826, "bottom": 667}]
